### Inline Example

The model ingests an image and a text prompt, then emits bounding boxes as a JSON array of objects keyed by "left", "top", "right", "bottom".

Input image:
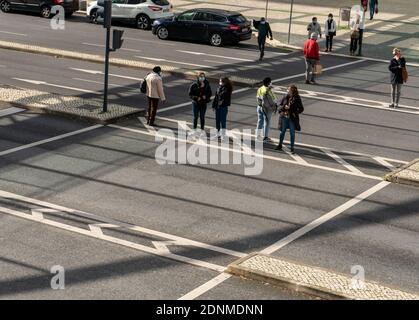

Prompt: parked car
[
  {"left": 87, "top": 0, "right": 173, "bottom": 30},
  {"left": 0, "top": 0, "right": 77, "bottom": 18},
  {"left": 152, "top": 8, "right": 252, "bottom": 46}
]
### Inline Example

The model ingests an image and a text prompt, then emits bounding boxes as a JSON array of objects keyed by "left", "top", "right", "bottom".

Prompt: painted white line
[
  {"left": 82, "top": 42, "right": 142, "bottom": 53},
  {"left": 88, "top": 223, "right": 119, "bottom": 236},
  {"left": 108, "top": 123, "right": 383, "bottom": 180},
  {"left": 0, "top": 205, "right": 225, "bottom": 273},
  {"left": 0, "top": 30, "right": 27, "bottom": 37},
  {"left": 70, "top": 68, "right": 143, "bottom": 81},
  {"left": 261, "top": 181, "right": 390, "bottom": 254},
  {"left": 138, "top": 116, "right": 157, "bottom": 135},
  {"left": 155, "top": 115, "right": 407, "bottom": 166},
  {"left": 0, "top": 125, "right": 102, "bottom": 157},
  {"left": 72, "top": 78, "right": 138, "bottom": 90},
  {"left": 0, "top": 107, "right": 25, "bottom": 117},
  {"left": 178, "top": 273, "right": 232, "bottom": 300},
  {"left": 284, "top": 149, "right": 308, "bottom": 165},
  {"left": 157, "top": 101, "right": 191, "bottom": 113},
  {"left": 0, "top": 189, "right": 245, "bottom": 259},
  {"left": 320, "top": 148, "right": 364, "bottom": 175},
  {"left": 179, "top": 180, "right": 390, "bottom": 299},
  {"left": 125, "top": 37, "right": 176, "bottom": 46},
  {"left": 135, "top": 56, "right": 215, "bottom": 69},
  {"left": 13, "top": 78, "right": 97, "bottom": 94},
  {"left": 177, "top": 50, "right": 254, "bottom": 62},
  {"left": 372, "top": 156, "right": 396, "bottom": 170}
]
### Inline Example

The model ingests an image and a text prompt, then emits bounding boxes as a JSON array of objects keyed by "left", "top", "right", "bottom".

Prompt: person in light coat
[
  {"left": 145, "top": 66, "right": 166, "bottom": 126},
  {"left": 324, "top": 13, "right": 336, "bottom": 52}
]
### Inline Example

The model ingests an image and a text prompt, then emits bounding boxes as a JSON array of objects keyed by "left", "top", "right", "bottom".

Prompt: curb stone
[{"left": 384, "top": 158, "right": 419, "bottom": 187}]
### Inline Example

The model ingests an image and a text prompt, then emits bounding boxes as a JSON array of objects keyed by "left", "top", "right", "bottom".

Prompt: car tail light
[
  {"left": 227, "top": 25, "right": 241, "bottom": 31},
  {"left": 148, "top": 5, "right": 163, "bottom": 11},
  {"left": 53, "top": 0, "right": 63, "bottom": 4}
]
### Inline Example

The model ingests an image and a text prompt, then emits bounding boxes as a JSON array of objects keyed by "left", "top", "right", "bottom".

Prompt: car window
[
  {"left": 127, "top": 0, "right": 144, "bottom": 4},
  {"left": 112, "top": 0, "right": 126, "bottom": 4},
  {"left": 151, "top": 0, "right": 170, "bottom": 5},
  {"left": 178, "top": 11, "right": 196, "bottom": 21},
  {"left": 193, "top": 12, "right": 212, "bottom": 22},
  {"left": 210, "top": 14, "right": 227, "bottom": 23},
  {"left": 228, "top": 15, "right": 247, "bottom": 23}
]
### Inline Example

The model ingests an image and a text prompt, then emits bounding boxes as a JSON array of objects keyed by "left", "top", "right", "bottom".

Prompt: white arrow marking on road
[
  {"left": 13, "top": 78, "right": 97, "bottom": 94},
  {"left": 134, "top": 56, "right": 216, "bottom": 69},
  {"left": 177, "top": 50, "right": 254, "bottom": 62},
  {"left": 152, "top": 240, "right": 190, "bottom": 254}
]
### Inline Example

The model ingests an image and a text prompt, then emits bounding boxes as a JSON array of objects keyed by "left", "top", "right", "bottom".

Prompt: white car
[{"left": 87, "top": 0, "right": 173, "bottom": 30}]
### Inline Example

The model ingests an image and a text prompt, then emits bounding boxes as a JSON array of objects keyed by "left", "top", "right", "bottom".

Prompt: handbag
[
  {"left": 402, "top": 66, "right": 409, "bottom": 83},
  {"left": 313, "top": 63, "right": 323, "bottom": 75},
  {"left": 375, "top": 7, "right": 379, "bottom": 14},
  {"left": 351, "top": 30, "right": 360, "bottom": 39}
]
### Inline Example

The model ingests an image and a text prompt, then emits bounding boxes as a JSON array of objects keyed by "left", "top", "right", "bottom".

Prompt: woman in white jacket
[{"left": 324, "top": 13, "right": 336, "bottom": 52}]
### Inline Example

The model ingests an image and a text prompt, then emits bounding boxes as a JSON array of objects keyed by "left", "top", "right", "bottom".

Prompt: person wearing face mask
[
  {"left": 212, "top": 77, "right": 233, "bottom": 141},
  {"left": 256, "top": 77, "right": 277, "bottom": 142},
  {"left": 307, "top": 17, "right": 322, "bottom": 39},
  {"left": 388, "top": 48, "right": 407, "bottom": 108},
  {"left": 324, "top": 13, "right": 336, "bottom": 52},
  {"left": 253, "top": 17, "right": 273, "bottom": 61},
  {"left": 188, "top": 72, "right": 212, "bottom": 137},
  {"left": 145, "top": 66, "right": 166, "bottom": 126},
  {"left": 275, "top": 85, "right": 304, "bottom": 154}
]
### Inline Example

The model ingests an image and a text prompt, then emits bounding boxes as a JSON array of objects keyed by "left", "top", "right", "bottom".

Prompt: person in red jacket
[{"left": 303, "top": 32, "right": 320, "bottom": 84}]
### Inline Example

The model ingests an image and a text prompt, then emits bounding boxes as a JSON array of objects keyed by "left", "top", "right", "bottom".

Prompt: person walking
[
  {"left": 188, "top": 72, "right": 212, "bottom": 137},
  {"left": 369, "top": 0, "right": 378, "bottom": 20},
  {"left": 145, "top": 66, "right": 166, "bottom": 126},
  {"left": 349, "top": 13, "right": 360, "bottom": 56},
  {"left": 303, "top": 33, "right": 320, "bottom": 84},
  {"left": 389, "top": 48, "right": 407, "bottom": 108},
  {"left": 324, "top": 13, "right": 336, "bottom": 52},
  {"left": 256, "top": 77, "right": 277, "bottom": 142},
  {"left": 275, "top": 85, "right": 304, "bottom": 154},
  {"left": 307, "top": 17, "right": 322, "bottom": 39},
  {"left": 212, "top": 77, "right": 233, "bottom": 141},
  {"left": 253, "top": 17, "right": 273, "bottom": 61}
]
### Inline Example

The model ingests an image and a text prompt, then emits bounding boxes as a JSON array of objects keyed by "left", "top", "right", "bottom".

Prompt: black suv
[
  {"left": 152, "top": 8, "right": 252, "bottom": 46},
  {"left": 0, "top": 0, "right": 79, "bottom": 18}
]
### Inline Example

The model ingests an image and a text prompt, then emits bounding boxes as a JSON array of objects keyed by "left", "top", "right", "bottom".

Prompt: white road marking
[
  {"left": 158, "top": 101, "right": 191, "bottom": 113},
  {"left": 155, "top": 116, "right": 407, "bottom": 167},
  {"left": 372, "top": 156, "right": 396, "bottom": 170},
  {"left": 0, "top": 30, "right": 27, "bottom": 36},
  {"left": 0, "top": 125, "right": 103, "bottom": 157},
  {"left": 72, "top": 77, "right": 138, "bottom": 89},
  {"left": 134, "top": 56, "right": 215, "bottom": 69},
  {"left": 82, "top": 42, "right": 142, "bottom": 53},
  {"left": 177, "top": 50, "right": 254, "bottom": 62},
  {"left": 138, "top": 116, "right": 157, "bottom": 135},
  {"left": 88, "top": 223, "right": 120, "bottom": 236},
  {"left": 320, "top": 148, "right": 364, "bottom": 175},
  {"left": 0, "top": 107, "right": 25, "bottom": 117},
  {"left": 13, "top": 78, "right": 97, "bottom": 94},
  {"left": 179, "top": 180, "right": 391, "bottom": 299},
  {"left": 125, "top": 37, "right": 176, "bottom": 46},
  {"left": 109, "top": 123, "right": 383, "bottom": 181},
  {"left": 70, "top": 68, "right": 143, "bottom": 81}
]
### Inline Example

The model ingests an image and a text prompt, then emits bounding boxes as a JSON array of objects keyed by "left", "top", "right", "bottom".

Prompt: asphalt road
[{"left": 0, "top": 12, "right": 419, "bottom": 300}]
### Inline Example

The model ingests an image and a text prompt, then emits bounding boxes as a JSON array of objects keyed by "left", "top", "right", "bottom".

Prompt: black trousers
[
  {"left": 258, "top": 37, "right": 266, "bottom": 58},
  {"left": 350, "top": 37, "right": 358, "bottom": 52},
  {"left": 326, "top": 35, "right": 334, "bottom": 50},
  {"left": 147, "top": 97, "right": 159, "bottom": 126},
  {"left": 358, "top": 29, "right": 364, "bottom": 54}
]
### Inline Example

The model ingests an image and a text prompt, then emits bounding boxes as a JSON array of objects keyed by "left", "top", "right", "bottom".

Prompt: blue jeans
[
  {"left": 215, "top": 106, "right": 228, "bottom": 131},
  {"left": 192, "top": 101, "right": 207, "bottom": 129},
  {"left": 256, "top": 106, "right": 272, "bottom": 138},
  {"left": 279, "top": 117, "right": 296, "bottom": 149},
  {"left": 369, "top": 0, "right": 376, "bottom": 19}
]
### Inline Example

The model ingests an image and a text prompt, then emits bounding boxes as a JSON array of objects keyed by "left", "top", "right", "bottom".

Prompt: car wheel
[
  {"left": 89, "top": 9, "right": 98, "bottom": 24},
  {"left": 157, "top": 26, "right": 169, "bottom": 40},
  {"left": 40, "top": 5, "right": 51, "bottom": 18},
  {"left": 0, "top": 0, "right": 11, "bottom": 13},
  {"left": 136, "top": 14, "right": 151, "bottom": 30},
  {"left": 210, "top": 33, "right": 223, "bottom": 47}
]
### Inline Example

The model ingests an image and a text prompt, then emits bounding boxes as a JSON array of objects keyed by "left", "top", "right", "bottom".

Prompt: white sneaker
[
  {"left": 210, "top": 131, "right": 220, "bottom": 140},
  {"left": 220, "top": 129, "right": 228, "bottom": 142}
]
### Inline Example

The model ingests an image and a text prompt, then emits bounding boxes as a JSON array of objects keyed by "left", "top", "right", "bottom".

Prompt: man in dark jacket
[
  {"left": 388, "top": 48, "right": 406, "bottom": 108},
  {"left": 188, "top": 72, "right": 212, "bottom": 135},
  {"left": 253, "top": 17, "right": 273, "bottom": 61}
]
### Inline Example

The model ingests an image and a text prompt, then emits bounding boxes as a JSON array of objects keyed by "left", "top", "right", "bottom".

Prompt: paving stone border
[
  {"left": 384, "top": 158, "right": 419, "bottom": 187},
  {"left": 0, "top": 85, "right": 144, "bottom": 124},
  {"left": 227, "top": 253, "right": 419, "bottom": 300},
  {"left": 0, "top": 40, "right": 262, "bottom": 87}
]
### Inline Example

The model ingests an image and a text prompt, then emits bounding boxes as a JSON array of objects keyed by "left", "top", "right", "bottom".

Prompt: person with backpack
[
  {"left": 324, "top": 13, "right": 336, "bottom": 52},
  {"left": 275, "top": 85, "right": 304, "bottom": 154},
  {"left": 143, "top": 66, "right": 166, "bottom": 126},
  {"left": 256, "top": 77, "right": 277, "bottom": 142},
  {"left": 188, "top": 72, "right": 212, "bottom": 137},
  {"left": 389, "top": 48, "right": 407, "bottom": 108},
  {"left": 212, "top": 77, "right": 233, "bottom": 141},
  {"left": 253, "top": 17, "right": 273, "bottom": 61}
]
